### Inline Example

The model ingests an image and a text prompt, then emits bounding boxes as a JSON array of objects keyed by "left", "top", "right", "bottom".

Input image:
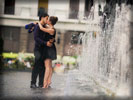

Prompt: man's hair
[{"left": 39, "top": 13, "right": 49, "bottom": 21}]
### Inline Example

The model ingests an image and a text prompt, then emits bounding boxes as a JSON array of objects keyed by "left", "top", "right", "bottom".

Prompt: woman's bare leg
[
  {"left": 43, "top": 59, "right": 51, "bottom": 88},
  {"left": 48, "top": 63, "right": 53, "bottom": 86}
]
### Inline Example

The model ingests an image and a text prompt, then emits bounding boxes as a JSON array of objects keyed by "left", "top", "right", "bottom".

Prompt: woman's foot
[
  {"left": 43, "top": 81, "right": 48, "bottom": 88},
  {"left": 42, "top": 84, "right": 48, "bottom": 88}
]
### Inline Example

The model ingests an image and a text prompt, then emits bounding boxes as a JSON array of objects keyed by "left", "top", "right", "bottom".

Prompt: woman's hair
[{"left": 49, "top": 16, "right": 58, "bottom": 25}]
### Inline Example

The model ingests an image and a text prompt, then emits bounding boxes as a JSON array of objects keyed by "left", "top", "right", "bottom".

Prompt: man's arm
[
  {"left": 34, "top": 25, "right": 46, "bottom": 46},
  {"left": 34, "top": 25, "right": 52, "bottom": 47}
]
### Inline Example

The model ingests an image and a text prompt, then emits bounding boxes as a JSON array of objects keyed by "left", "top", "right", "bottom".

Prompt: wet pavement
[
  {"left": 0, "top": 70, "right": 131, "bottom": 100},
  {"left": 0, "top": 70, "right": 67, "bottom": 99}
]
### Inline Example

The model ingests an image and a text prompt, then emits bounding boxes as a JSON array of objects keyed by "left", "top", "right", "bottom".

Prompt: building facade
[{"left": 0, "top": 0, "right": 103, "bottom": 56}]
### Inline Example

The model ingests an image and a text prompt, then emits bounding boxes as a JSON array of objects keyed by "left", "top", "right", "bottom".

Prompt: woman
[{"left": 38, "top": 16, "right": 58, "bottom": 88}]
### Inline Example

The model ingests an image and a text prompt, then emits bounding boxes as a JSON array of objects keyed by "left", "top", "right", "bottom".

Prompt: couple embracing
[{"left": 25, "top": 13, "right": 58, "bottom": 88}]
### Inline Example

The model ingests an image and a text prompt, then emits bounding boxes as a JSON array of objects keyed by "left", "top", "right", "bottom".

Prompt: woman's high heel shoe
[{"left": 47, "top": 82, "right": 52, "bottom": 88}]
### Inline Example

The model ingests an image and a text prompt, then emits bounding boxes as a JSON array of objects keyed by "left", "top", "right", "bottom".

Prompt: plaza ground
[{"left": 0, "top": 70, "right": 131, "bottom": 100}]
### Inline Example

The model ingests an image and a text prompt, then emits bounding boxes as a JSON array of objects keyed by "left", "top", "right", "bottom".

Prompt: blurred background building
[{"left": 0, "top": 0, "right": 106, "bottom": 57}]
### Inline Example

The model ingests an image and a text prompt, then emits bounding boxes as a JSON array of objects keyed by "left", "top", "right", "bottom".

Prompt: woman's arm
[{"left": 38, "top": 22, "right": 54, "bottom": 35}]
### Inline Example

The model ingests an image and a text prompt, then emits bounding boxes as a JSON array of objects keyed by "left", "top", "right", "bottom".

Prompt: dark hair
[
  {"left": 49, "top": 16, "right": 58, "bottom": 25},
  {"left": 39, "top": 13, "right": 49, "bottom": 21}
]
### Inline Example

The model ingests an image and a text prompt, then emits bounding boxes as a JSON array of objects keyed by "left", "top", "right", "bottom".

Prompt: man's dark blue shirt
[
  {"left": 33, "top": 24, "right": 47, "bottom": 49},
  {"left": 25, "top": 23, "right": 55, "bottom": 49}
]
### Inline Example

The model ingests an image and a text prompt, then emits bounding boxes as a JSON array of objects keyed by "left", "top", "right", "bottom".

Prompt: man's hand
[
  {"left": 46, "top": 41, "right": 52, "bottom": 47},
  {"left": 49, "top": 38, "right": 55, "bottom": 43}
]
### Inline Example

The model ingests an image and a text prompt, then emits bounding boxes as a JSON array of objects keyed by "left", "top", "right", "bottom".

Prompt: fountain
[{"left": 64, "top": 0, "right": 133, "bottom": 98}]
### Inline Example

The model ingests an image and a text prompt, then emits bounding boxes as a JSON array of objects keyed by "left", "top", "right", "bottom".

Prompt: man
[{"left": 30, "top": 13, "right": 53, "bottom": 88}]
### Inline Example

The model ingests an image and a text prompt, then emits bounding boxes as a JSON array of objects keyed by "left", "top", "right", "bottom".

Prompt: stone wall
[{"left": 19, "top": 27, "right": 28, "bottom": 52}]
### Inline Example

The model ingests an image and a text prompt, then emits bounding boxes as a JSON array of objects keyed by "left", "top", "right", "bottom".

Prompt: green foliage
[
  {"left": 3, "top": 55, "right": 35, "bottom": 70},
  {"left": 24, "top": 56, "right": 35, "bottom": 66}
]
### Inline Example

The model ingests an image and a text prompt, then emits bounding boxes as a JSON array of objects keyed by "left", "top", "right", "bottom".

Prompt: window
[
  {"left": 71, "top": 32, "right": 84, "bottom": 44},
  {"left": 4, "top": 0, "right": 15, "bottom": 15},
  {"left": 0, "top": 26, "right": 20, "bottom": 52},
  {"left": 85, "top": 0, "right": 93, "bottom": 17},
  {"left": 2, "top": 27, "right": 19, "bottom": 40},
  {"left": 69, "top": 0, "right": 79, "bottom": 19},
  {"left": 38, "top": 0, "right": 48, "bottom": 16}
]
